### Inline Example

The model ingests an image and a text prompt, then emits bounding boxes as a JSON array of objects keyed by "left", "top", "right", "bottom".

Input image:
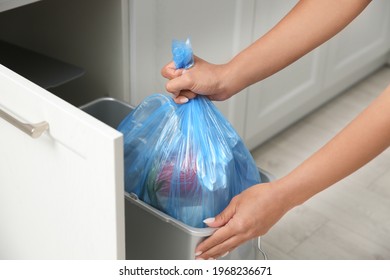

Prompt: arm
[
  {"left": 195, "top": 85, "right": 390, "bottom": 259},
  {"left": 162, "top": 0, "right": 371, "bottom": 103}
]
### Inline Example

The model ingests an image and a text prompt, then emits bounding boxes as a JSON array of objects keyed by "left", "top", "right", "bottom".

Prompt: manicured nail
[
  {"left": 177, "top": 96, "right": 189, "bottom": 104},
  {"left": 195, "top": 251, "right": 202, "bottom": 257},
  {"left": 220, "top": 251, "right": 229, "bottom": 258},
  {"left": 203, "top": 217, "right": 215, "bottom": 224}
]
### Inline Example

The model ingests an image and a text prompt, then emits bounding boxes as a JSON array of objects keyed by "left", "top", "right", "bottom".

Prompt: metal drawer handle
[{"left": 0, "top": 108, "right": 49, "bottom": 139}]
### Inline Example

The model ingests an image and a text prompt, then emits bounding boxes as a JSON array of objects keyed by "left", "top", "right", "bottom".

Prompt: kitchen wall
[{"left": 129, "top": 0, "right": 390, "bottom": 150}]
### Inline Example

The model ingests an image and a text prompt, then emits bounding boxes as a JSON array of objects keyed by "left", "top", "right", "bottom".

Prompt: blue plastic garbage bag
[
  {"left": 172, "top": 38, "right": 194, "bottom": 69},
  {"left": 118, "top": 38, "right": 260, "bottom": 227},
  {"left": 117, "top": 94, "right": 261, "bottom": 228}
]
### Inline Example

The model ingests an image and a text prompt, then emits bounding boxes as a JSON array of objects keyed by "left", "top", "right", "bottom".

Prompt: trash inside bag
[{"left": 117, "top": 94, "right": 261, "bottom": 228}]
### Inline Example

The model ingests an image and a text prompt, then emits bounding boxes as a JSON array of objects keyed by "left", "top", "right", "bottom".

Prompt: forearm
[
  {"left": 224, "top": 0, "right": 371, "bottom": 94},
  {"left": 277, "top": 85, "right": 390, "bottom": 209}
]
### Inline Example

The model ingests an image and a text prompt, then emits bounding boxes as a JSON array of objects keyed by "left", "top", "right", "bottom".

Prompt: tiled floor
[{"left": 251, "top": 66, "right": 390, "bottom": 260}]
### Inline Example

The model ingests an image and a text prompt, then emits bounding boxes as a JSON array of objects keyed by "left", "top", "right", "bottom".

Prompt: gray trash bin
[{"left": 80, "top": 97, "right": 272, "bottom": 260}]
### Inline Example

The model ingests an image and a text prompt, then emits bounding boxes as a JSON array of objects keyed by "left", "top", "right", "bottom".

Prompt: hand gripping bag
[{"left": 117, "top": 94, "right": 261, "bottom": 228}]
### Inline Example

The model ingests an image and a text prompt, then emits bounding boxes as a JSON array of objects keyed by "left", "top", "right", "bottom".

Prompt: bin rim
[
  {"left": 124, "top": 167, "right": 274, "bottom": 237},
  {"left": 125, "top": 192, "right": 216, "bottom": 237},
  {"left": 79, "top": 97, "right": 135, "bottom": 111}
]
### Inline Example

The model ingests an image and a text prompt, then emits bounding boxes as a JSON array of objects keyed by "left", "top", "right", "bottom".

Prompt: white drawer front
[{"left": 0, "top": 65, "right": 125, "bottom": 259}]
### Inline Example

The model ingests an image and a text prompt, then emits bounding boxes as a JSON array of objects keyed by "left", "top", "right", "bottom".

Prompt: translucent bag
[
  {"left": 118, "top": 94, "right": 260, "bottom": 228},
  {"left": 117, "top": 38, "right": 260, "bottom": 227},
  {"left": 172, "top": 38, "right": 194, "bottom": 69}
]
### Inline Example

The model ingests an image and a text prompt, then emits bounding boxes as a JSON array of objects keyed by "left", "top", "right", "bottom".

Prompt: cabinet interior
[{"left": 0, "top": 0, "right": 127, "bottom": 107}]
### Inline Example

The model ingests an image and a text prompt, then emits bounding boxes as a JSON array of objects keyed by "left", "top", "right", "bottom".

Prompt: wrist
[
  {"left": 217, "top": 61, "right": 246, "bottom": 98},
  {"left": 223, "top": 47, "right": 266, "bottom": 96},
  {"left": 270, "top": 176, "right": 306, "bottom": 212}
]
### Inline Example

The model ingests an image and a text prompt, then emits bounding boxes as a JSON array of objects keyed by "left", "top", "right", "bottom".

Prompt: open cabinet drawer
[{"left": 0, "top": 64, "right": 126, "bottom": 259}]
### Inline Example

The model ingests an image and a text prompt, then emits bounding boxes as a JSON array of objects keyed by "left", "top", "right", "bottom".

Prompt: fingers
[
  {"left": 163, "top": 62, "right": 198, "bottom": 103},
  {"left": 162, "top": 56, "right": 209, "bottom": 102},
  {"left": 194, "top": 183, "right": 286, "bottom": 259},
  {"left": 195, "top": 219, "right": 249, "bottom": 260},
  {"left": 165, "top": 71, "right": 193, "bottom": 96},
  {"left": 173, "top": 95, "right": 189, "bottom": 104},
  {"left": 173, "top": 90, "right": 197, "bottom": 104},
  {"left": 161, "top": 61, "right": 183, "bottom": 79},
  {"left": 204, "top": 197, "right": 237, "bottom": 228},
  {"left": 195, "top": 198, "right": 240, "bottom": 259}
]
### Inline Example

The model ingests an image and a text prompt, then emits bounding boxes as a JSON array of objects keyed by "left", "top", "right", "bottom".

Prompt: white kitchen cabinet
[
  {"left": 244, "top": 0, "right": 390, "bottom": 149},
  {"left": 244, "top": 0, "right": 328, "bottom": 149},
  {"left": 0, "top": 0, "right": 130, "bottom": 259},
  {"left": 0, "top": 64, "right": 125, "bottom": 259},
  {"left": 130, "top": 0, "right": 390, "bottom": 150},
  {"left": 321, "top": 0, "right": 390, "bottom": 99}
]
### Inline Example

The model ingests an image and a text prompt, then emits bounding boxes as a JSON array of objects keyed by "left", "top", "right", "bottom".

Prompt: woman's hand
[
  {"left": 194, "top": 181, "right": 291, "bottom": 260},
  {"left": 161, "top": 56, "right": 237, "bottom": 104}
]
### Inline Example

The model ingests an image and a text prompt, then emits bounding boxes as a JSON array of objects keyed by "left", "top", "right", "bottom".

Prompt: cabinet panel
[
  {"left": 322, "top": 0, "right": 390, "bottom": 93},
  {"left": 130, "top": 0, "right": 390, "bottom": 150},
  {"left": 243, "top": 0, "right": 390, "bottom": 149},
  {"left": 244, "top": 0, "right": 327, "bottom": 149},
  {"left": 0, "top": 65, "right": 125, "bottom": 259},
  {"left": 245, "top": 50, "right": 325, "bottom": 148}
]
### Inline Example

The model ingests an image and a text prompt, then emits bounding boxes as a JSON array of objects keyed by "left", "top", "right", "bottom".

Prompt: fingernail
[
  {"left": 220, "top": 251, "right": 229, "bottom": 258},
  {"left": 195, "top": 251, "right": 202, "bottom": 257},
  {"left": 176, "top": 96, "right": 189, "bottom": 104},
  {"left": 203, "top": 217, "right": 215, "bottom": 224},
  {"left": 180, "top": 97, "right": 189, "bottom": 103},
  {"left": 208, "top": 258, "right": 216, "bottom": 260},
  {"left": 195, "top": 257, "right": 204, "bottom": 260}
]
